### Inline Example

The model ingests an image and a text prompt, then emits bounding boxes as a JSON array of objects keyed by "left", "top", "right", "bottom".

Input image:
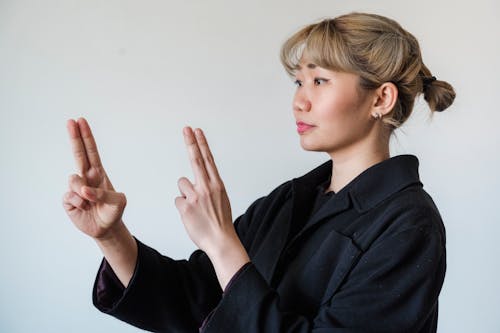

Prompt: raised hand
[
  {"left": 175, "top": 127, "right": 249, "bottom": 289},
  {"left": 62, "top": 118, "right": 127, "bottom": 240}
]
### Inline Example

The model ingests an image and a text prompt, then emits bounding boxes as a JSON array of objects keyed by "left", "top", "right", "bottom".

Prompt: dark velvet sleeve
[
  {"left": 93, "top": 256, "right": 126, "bottom": 312},
  {"left": 198, "top": 261, "right": 253, "bottom": 331},
  {"left": 91, "top": 196, "right": 267, "bottom": 333},
  {"left": 92, "top": 237, "right": 222, "bottom": 332}
]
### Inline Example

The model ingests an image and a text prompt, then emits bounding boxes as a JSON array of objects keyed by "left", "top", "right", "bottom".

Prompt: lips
[{"left": 296, "top": 121, "right": 315, "bottom": 133}]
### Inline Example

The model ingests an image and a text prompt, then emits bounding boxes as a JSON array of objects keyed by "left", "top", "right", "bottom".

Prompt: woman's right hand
[{"left": 63, "top": 117, "right": 127, "bottom": 240}]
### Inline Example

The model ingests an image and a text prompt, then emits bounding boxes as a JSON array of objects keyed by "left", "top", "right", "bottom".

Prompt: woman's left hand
[
  {"left": 175, "top": 127, "right": 250, "bottom": 290},
  {"left": 175, "top": 127, "right": 238, "bottom": 256}
]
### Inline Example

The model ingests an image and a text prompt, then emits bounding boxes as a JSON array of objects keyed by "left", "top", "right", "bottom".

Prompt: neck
[{"left": 326, "top": 137, "right": 390, "bottom": 194}]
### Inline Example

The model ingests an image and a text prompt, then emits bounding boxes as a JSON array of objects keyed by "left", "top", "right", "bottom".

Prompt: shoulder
[
  {"left": 385, "top": 186, "right": 444, "bottom": 232},
  {"left": 355, "top": 185, "right": 446, "bottom": 252}
]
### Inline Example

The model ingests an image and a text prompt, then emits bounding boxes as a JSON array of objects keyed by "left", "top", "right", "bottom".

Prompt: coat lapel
[
  {"left": 285, "top": 179, "right": 352, "bottom": 254},
  {"left": 252, "top": 161, "right": 332, "bottom": 285},
  {"left": 251, "top": 195, "right": 294, "bottom": 284},
  {"left": 257, "top": 155, "right": 422, "bottom": 285}
]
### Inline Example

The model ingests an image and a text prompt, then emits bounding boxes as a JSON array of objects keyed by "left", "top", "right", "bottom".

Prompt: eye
[
  {"left": 293, "top": 79, "right": 302, "bottom": 87},
  {"left": 314, "top": 78, "right": 328, "bottom": 85}
]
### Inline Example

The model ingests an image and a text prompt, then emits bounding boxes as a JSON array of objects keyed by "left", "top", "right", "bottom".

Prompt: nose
[{"left": 293, "top": 94, "right": 311, "bottom": 112}]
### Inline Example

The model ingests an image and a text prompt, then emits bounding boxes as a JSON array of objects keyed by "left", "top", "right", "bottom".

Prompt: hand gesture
[
  {"left": 174, "top": 127, "right": 237, "bottom": 254},
  {"left": 175, "top": 127, "right": 250, "bottom": 289},
  {"left": 62, "top": 118, "right": 127, "bottom": 240}
]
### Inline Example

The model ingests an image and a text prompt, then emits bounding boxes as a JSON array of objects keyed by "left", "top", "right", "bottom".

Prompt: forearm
[
  {"left": 94, "top": 220, "right": 137, "bottom": 288},
  {"left": 207, "top": 235, "right": 250, "bottom": 291},
  {"left": 94, "top": 238, "right": 223, "bottom": 332}
]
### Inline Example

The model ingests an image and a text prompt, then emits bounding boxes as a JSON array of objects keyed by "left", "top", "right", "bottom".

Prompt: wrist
[
  {"left": 93, "top": 220, "right": 138, "bottom": 288},
  {"left": 206, "top": 234, "right": 250, "bottom": 290},
  {"left": 94, "top": 219, "right": 128, "bottom": 241},
  {"left": 94, "top": 220, "right": 135, "bottom": 252}
]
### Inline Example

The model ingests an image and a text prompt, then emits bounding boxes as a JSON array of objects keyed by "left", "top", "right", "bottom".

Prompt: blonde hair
[{"left": 280, "top": 12, "right": 456, "bottom": 129}]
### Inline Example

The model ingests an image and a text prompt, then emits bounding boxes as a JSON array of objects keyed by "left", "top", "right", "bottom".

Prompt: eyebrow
[{"left": 296, "top": 63, "right": 317, "bottom": 70}]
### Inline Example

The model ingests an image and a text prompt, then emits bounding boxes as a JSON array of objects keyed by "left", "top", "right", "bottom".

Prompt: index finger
[
  {"left": 67, "top": 119, "right": 90, "bottom": 174},
  {"left": 183, "top": 126, "right": 209, "bottom": 186},
  {"left": 77, "top": 117, "right": 103, "bottom": 169},
  {"left": 193, "top": 128, "right": 222, "bottom": 183}
]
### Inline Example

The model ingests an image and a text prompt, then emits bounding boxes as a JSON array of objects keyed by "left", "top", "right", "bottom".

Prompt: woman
[{"left": 63, "top": 12, "right": 455, "bottom": 332}]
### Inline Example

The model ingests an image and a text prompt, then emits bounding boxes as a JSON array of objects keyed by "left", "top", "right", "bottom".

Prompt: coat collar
[
  {"left": 263, "top": 155, "right": 423, "bottom": 286},
  {"left": 259, "top": 155, "right": 423, "bottom": 286},
  {"left": 292, "top": 154, "right": 423, "bottom": 214}
]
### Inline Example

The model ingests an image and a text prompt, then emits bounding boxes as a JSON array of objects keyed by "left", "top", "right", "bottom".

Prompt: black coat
[{"left": 93, "top": 154, "right": 446, "bottom": 332}]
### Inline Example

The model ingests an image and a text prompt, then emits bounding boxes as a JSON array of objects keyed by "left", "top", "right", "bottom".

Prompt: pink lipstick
[{"left": 296, "top": 121, "right": 315, "bottom": 134}]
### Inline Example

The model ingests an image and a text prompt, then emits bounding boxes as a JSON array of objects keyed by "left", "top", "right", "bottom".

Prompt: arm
[
  {"left": 62, "top": 118, "right": 136, "bottom": 287},
  {"left": 92, "top": 194, "right": 266, "bottom": 332},
  {"left": 93, "top": 220, "right": 137, "bottom": 288},
  {"left": 174, "top": 127, "right": 251, "bottom": 291},
  {"left": 93, "top": 238, "right": 221, "bottom": 332}
]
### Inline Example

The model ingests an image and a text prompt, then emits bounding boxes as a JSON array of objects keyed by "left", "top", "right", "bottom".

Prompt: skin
[
  {"left": 63, "top": 118, "right": 136, "bottom": 287},
  {"left": 62, "top": 60, "right": 398, "bottom": 291},
  {"left": 63, "top": 119, "right": 248, "bottom": 289},
  {"left": 293, "top": 60, "right": 398, "bottom": 193}
]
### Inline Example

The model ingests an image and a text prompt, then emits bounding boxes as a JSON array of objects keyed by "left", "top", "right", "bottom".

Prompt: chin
[
  {"left": 299, "top": 139, "right": 328, "bottom": 152},
  {"left": 301, "top": 130, "right": 361, "bottom": 153}
]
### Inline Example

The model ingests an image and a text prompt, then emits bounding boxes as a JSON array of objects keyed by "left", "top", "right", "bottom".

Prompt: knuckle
[
  {"left": 87, "top": 145, "right": 100, "bottom": 161},
  {"left": 77, "top": 200, "right": 86, "bottom": 209},
  {"left": 191, "top": 156, "right": 204, "bottom": 167},
  {"left": 205, "top": 154, "right": 214, "bottom": 165},
  {"left": 198, "top": 186, "right": 210, "bottom": 197},
  {"left": 70, "top": 196, "right": 82, "bottom": 208},
  {"left": 87, "top": 145, "right": 99, "bottom": 156},
  {"left": 119, "top": 193, "right": 127, "bottom": 208},
  {"left": 73, "top": 193, "right": 83, "bottom": 204},
  {"left": 74, "top": 149, "right": 86, "bottom": 161},
  {"left": 62, "top": 192, "right": 71, "bottom": 201},
  {"left": 188, "top": 193, "right": 199, "bottom": 203},
  {"left": 212, "top": 183, "right": 224, "bottom": 193}
]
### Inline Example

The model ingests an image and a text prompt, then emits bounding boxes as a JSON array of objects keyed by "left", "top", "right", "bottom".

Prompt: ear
[{"left": 371, "top": 82, "right": 398, "bottom": 117}]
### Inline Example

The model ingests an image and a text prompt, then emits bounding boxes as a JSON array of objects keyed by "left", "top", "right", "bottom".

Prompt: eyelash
[{"left": 293, "top": 78, "right": 329, "bottom": 87}]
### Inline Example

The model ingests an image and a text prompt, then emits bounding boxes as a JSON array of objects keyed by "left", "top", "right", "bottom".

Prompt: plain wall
[{"left": 1, "top": 0, "right": 499, "bottom": 332}]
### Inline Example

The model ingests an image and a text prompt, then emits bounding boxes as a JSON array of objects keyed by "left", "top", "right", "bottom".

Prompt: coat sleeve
[
  {"left": 201, "top": 214, "right": 446, "bottom": 333},
  {"left": 92, "top": 239, "right": 220, "bottom": 332},
  {"left": 91, "top": 196, "right": 267, "bottom": 333}
]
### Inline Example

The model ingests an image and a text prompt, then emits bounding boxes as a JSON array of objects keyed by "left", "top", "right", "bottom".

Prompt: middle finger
[
  {"left": 193, "top": 128, "right": 222, "bottom": 183},
  {"left": 183, "top": 126, "right": 209, "bottom": 186},
  {"left": 67, "top": 119, "right": 90, "bottom": 174},
  {"left": 77, "top": 117, "right": 103, "bottom": 169}
]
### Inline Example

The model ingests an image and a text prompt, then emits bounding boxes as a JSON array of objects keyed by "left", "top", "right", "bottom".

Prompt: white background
[{"left": 1, "top": 0, "right": 499, "bottom": 332}]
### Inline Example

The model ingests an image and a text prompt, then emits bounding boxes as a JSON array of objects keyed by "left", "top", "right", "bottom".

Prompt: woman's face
[{"left": 293, "top": 61, "right": 376, "bottom": 156}]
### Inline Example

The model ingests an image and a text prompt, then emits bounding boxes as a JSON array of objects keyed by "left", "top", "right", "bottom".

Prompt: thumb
[{"left": 81, "top": 186, "right": 126, "bottom": 207}]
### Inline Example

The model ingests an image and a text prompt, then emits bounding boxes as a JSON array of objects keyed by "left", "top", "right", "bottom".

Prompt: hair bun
[{"left": 423, "top": 77, "right": 456, "bottom": 112}]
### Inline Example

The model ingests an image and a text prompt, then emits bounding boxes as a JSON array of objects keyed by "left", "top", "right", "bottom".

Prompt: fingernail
[{"left": 195, "top": 128, "right": 202, "bottom": 137}]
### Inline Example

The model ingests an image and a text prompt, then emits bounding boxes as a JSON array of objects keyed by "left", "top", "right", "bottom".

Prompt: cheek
[
  {"left": 318, "top": 91, "right": 361, "bottom": 124},
  {"left": 316, "top": 91, "right": 371, "bottom": 139}
]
